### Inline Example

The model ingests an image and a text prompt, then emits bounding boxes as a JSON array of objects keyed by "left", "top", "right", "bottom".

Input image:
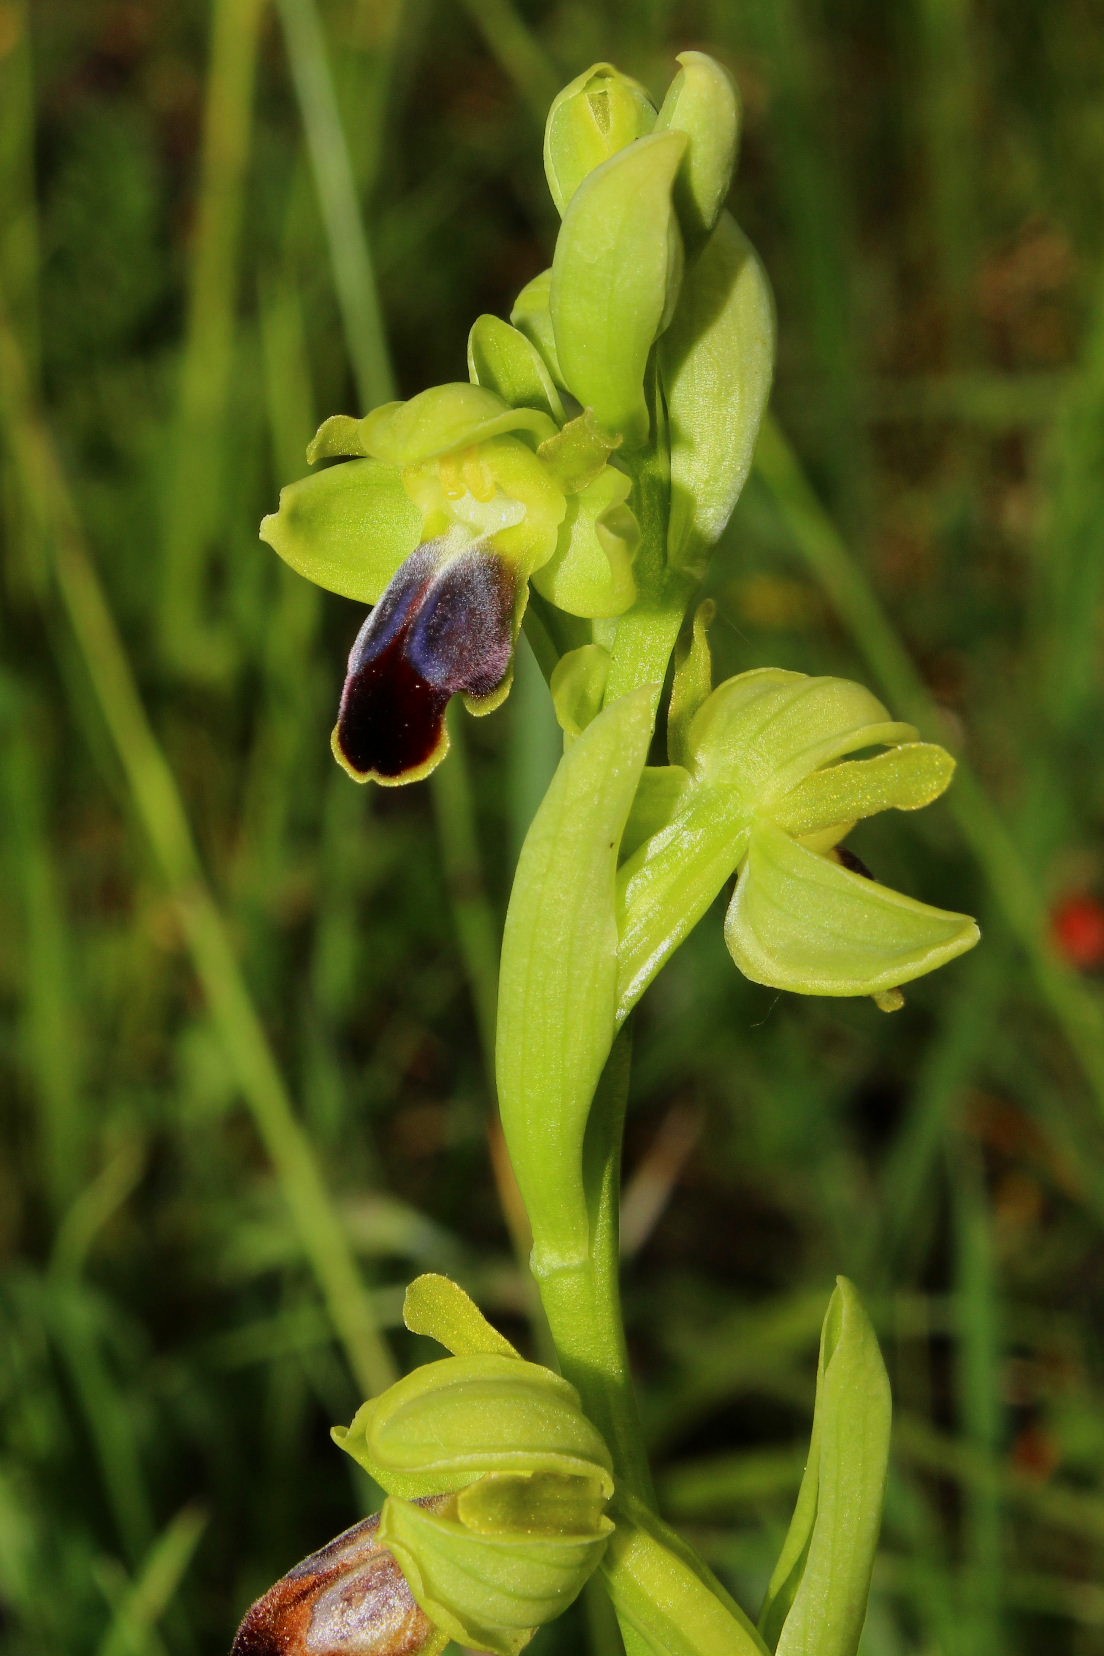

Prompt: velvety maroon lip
[{"left": 334, "top": 543, "right": 517, "bottom": 782}]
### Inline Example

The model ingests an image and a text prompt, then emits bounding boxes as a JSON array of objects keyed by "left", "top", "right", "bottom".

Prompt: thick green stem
[{"left": 532, "top": 1031, "right": 655, "bottom": 1506}]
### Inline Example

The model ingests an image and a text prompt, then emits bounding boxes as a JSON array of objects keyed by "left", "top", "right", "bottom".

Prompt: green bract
[
  {"left": 550, "top": 130, "right": 688, "bottom": 448},
  {"left": 497, "top": 688, "right": 655, "bottom": 1275},
  {"left": 759, "top": 1279, "right": 891, "bottom": 1656}
]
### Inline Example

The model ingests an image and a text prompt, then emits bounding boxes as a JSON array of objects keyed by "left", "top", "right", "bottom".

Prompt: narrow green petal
[
  {"left": 510, "top": 269, "right": 568, "bottom": 392},
  {"left": 551, "top": 131, "right": 687, "bottom": 447},
  {"left": 616, "top": 783, "right": 750, "bottom": 1022},
  {"left": 724, "top": 823, "right": 980, "bottom": 996},
  {"left": 361, "top": 383, "right": 556, "bottom": 465},
  {"left": 306, "top": 412, "right": 370, "bottom": 462},
  {"left": 773, "top": 743, "right": 956, "bottom": 839},
  {"left": 620, "top": 766, "right": 691, "bottom": 861},
  {"left": 661, "top": 214, "right": 774, "bottom": 574},
  {"left": 532, "top": 465, "right": 638, "bottom": 618},
  {"left": 403, "top": 1274, "right": 520, "bottom": 1360},
  {"left": 667, "top": 600, "right": 716, "bottom": 768},
  {"left": 537, "top": 409, "right": 620, "bottom": 494},
  {"left": 468, "top": 314, "right": 565, "bottom": 422},
  {"left": 260, "top": 457, "right": 421, "bottom": 603}
]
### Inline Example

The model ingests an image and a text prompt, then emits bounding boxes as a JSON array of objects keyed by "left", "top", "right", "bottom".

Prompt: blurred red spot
[{"left": 1051, "top": 893, "right": 1104, "bottom": 971}]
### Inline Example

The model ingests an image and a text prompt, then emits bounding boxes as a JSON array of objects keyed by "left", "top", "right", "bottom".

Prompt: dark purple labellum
[
  {"left": 334, "top": 544, "right": 517, "bottom": 783},
  {"left": 230, "top": 1510, "right": 442, "bottom": 1656}
]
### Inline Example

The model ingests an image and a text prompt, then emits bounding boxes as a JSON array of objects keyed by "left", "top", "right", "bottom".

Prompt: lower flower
[{"left": 230, "top": 1505, "right": 449, "bottom": 1656}]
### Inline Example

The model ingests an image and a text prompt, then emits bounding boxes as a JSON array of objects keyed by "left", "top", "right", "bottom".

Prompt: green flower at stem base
[
  {"left": 229, "top": 1278, "right": 613, "bottom": 1656},
  {"left": 260, "top": 384, "right": 638, "bottom": 785}
]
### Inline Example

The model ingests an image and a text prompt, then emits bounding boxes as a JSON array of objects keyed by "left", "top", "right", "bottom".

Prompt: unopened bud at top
[
  {"left": 544, "top": 62, "right": 656, "bottom": 215},
  {"left": 655, "top": 50, "right": 741, "bottom": 245}
]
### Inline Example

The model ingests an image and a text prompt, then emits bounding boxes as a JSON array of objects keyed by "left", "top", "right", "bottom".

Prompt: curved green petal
[
  {"left": 403, "top": 1274, "right": 521, "bottom": 1361},
  {"left": 689, "top": 669, "right": 916, "bottom": 808},
  {"left": 616, "top": 782, "right": 750, "bottom": 1023},
  {"left": 260, "top": 457, "right": 421, "bottom": 603},
  {"left": 550, "top": 131, "right": 688, "bottom": 448},
  {"left": 532, "top": 465, "right": 638, "bottom": 618},
  {"left": 667, "top": 600, "right": 716, "bottom": 767},
  {"left": 661, "top": 213, "right": 775, "bottom": 574},
  {"left": 655, "top": 51, "right": 741, "bottom": 245},
  {"left": 362, "top": 383, "right": 556, "bottom": 465},
  {"left": 773, "top": 742, "right": 956, "bottom": 840},
  {"left": 468, "top": 314, "right": 565, "bottom": 423},
  {"left": 724, "top": 822, "right": 980, "bottom": 996}
]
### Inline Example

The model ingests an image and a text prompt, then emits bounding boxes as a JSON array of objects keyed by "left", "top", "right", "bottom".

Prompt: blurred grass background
[{"left": 2, "top": 1, "right": 1104, "bottom": 1652}]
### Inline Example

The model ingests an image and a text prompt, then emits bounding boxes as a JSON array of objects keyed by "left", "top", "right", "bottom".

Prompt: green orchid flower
[
  {"left": 261, "top": 384, "right": 638, "bottom": 785},
  {"left": 616, "top": 667, "right": 979, "bottom": 1012},
  {"left": 232, "top": 1276, "right": 612, "bottom": 1656}
]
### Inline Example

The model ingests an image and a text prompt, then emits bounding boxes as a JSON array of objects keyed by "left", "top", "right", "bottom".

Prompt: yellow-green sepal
[
  {"left": 724, "top": 822, "right": 980, "bottom": 997},
  {"left": 382, "top": 1475, "right": 613, "bottom": 1656},
  {"left": 334, "top": 1354, "right": 614, "bottom": 1503},
  {"left": 655, "top": 51, "right": 741, "bottom": 245},
  {"left": 468, "top": 315, "right": 565, "bottom": 423},
  {"left": 361, "top": 384, "right": 557, "bottom": 466},
  {"left": 544, "top": 61, "right": 656, "bottom": 216},
  {"left": 259, "top": 456, "right": 422, "bottom": 603},
  {"left": 550, "top": 131, "right": 688, "bottom": 448},
  {"left": 661, "top": 214, "right": 774, "bottom": 574}
]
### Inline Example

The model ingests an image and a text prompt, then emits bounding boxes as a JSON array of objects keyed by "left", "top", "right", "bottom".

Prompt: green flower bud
[
  {"left": 655, "top": 50, "right": 742, "bottom": 245},
  {"left": 544, "top": 62, "right": 657, "bottom": 216},
  {"left": 332, "top": 1292, "right": 615, "bottom": 1656}
]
